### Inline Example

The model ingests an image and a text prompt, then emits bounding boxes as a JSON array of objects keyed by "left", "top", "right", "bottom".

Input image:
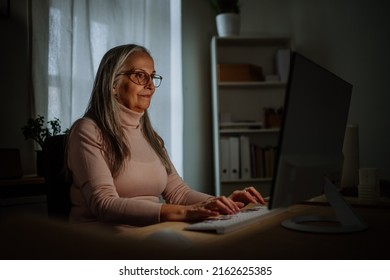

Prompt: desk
[
  {"left": 113, "top": 202, "right": 390, "bottom": 259},
  {"left": 1, "top": 202, "right": 390, "bottom": 260},
  {"left": 0, "top": 176, "right": 47, "bottom": 220},
  {"left": 0, "top": 175, "right": 46, "bottom": 198}
]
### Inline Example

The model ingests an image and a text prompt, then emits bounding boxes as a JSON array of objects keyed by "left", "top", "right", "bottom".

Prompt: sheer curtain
[{"left": 31, "top": 0, "right": 183, "bottom": 174}]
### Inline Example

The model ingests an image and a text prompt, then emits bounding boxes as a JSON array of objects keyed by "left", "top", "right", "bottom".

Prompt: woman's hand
[
  {"left": 160, "top": 196, "right": 242, "bottom": 222},
  {"left": 160, "top": 204, "right": 215, "bottom": 222},
  {"left": 160, "top": 188, "right": 264, "bottom": 223},
  {"left": 228, "top": 186, "right": 266, "bottom": 206},
  {"left": 200, "top": 196, "right": 241, "bottom": 215}
]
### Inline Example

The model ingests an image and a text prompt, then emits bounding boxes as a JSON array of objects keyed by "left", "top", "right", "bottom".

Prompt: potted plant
[
  {"left": 209, "top": 0, "right": 241, "bottom": 37},
  {"left": 21, "top": 115, "right": 67, "bottom": 176}
]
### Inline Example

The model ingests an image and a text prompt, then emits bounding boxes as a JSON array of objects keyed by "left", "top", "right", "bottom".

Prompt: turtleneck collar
[{"left": 118, "top": 104, "right": 144, "bottom": 128}]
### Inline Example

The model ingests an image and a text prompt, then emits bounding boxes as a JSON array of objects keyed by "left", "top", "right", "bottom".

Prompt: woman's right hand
[
  {"left": 160, "top": 196, "right": 241, "bottom": 222},
  {"left": 199, "top": 196, "right": 242, "bottom": 215}
]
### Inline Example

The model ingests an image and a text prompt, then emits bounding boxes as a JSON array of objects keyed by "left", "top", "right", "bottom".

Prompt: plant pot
[{"left": 216, "top": 13, "right": 240, "bottom": 37}]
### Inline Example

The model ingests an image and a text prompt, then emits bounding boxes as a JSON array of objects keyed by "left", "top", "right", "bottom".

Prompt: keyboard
[{"left": 185, "top": 204, "right": 277, "bottom": 234}]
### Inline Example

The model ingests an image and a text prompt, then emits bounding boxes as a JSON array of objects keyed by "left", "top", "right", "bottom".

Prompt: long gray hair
[{"left": 73, "top": 44, "right": 171, "bottom": 177}]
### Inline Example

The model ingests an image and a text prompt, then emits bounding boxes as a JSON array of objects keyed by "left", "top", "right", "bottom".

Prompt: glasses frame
[{"left": 117, "top": 69, "right": 163, "bottom": 88}]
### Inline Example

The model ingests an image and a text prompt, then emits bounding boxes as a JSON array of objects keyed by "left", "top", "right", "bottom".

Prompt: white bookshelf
[{"left": 211, "top": 36, "right": 292, "bottom": 196}]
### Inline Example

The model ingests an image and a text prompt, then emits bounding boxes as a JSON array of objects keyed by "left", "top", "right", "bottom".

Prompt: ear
[{"left": 112, "top": 79, "right": 120, "bottom": 96}]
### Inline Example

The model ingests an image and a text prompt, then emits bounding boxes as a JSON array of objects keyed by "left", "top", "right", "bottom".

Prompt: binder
[
  {"left": 219, "top": 137, "right": 230, "bottom": 180},
  {"left": 229, "top": 137, "right": 240, "bottom": 180},
  {"left": 240, "top": 136, "right": 251, "bottom": 179}
]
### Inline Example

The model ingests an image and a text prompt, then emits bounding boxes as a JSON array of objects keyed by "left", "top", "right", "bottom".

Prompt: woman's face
[{"left": 114, "top": 52, "right": 156, "bottom": 113}]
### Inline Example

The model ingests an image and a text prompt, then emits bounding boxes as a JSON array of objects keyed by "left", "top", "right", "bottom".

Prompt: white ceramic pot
[{"left": 216, "top": 13, "right": 240, "bottom": 37}]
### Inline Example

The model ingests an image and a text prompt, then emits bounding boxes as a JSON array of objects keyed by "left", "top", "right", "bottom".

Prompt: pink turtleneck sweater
[{"left": 67, "top": 105, "right": 212, "bottom": 226}]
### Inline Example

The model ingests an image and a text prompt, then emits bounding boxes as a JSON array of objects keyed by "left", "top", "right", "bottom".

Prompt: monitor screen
[{"left": 268, "top": 52, "right": 366, "bottom": 233}]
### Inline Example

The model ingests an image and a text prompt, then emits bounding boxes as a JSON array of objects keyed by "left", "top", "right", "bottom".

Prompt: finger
[
  {"left": 205, "top": 196, "right": 240, "bottom": 213},
  {"left": 203, "top": 198, "right": 227, "bottom": 212},
  {"left": 235, "top": 201, "right": 245, "bottom": 208},
  {"left": 242, "top": 190, "right": 259, "bottom": 204},
  {"left": 198, "top": 208, "right": 219, "bottom": 217},
  {"left": 228, "top": 190, "right": 257, "bottom": 205},
  {"left": 221, "top": 195, "right": 242, "bottom": 212},
  {"left": 186, "top": 208, "right": 219, "bottom": 221},
  {"left": 215, "top": 197, "right": 240, "bottom": 214},
  {"left": 245, "top": 186, "right": 266, "bottom": 204}
]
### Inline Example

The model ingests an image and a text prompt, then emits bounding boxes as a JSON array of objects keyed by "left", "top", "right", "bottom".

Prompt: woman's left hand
[{"left": 228, "top": 186, "right": 266, "bottom": 207}]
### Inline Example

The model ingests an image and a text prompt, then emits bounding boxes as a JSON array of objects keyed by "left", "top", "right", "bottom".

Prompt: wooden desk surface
[
  {"left": 0, "top": 175, "right": 46, "bottom": 199},
  {"left": 0, "top": 175, "right": 45, "bottom": 187},
  {"left": 112, "top": 202, "right": 390, "bottom": 259},
  {"left": 2, "top": 202, "right": 390, "bottom": 260}
]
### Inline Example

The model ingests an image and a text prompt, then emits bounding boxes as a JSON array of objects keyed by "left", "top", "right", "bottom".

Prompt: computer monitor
[{"left": 269, "top": 52, "right": 367, "bottom": 233}]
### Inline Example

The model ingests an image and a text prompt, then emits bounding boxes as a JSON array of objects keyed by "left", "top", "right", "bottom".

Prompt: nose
[{"left": 144, "top": 76, "right": 155, "bottom": 89}]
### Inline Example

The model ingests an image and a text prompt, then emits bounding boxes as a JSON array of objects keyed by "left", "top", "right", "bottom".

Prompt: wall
[
  {"left": 1, "top": 0, "right": 389, "bottom": 193},
  {"left": 181, "top": 0, "right": 213, "bottom": 194},
  {"left": 0, "top": 0, "right": 35, "bottom": 175},
  {"left": 181, "top": 0, "right": 390, "bottom": 194},
  {"left": 181, "top": 0, "right": 293, "bottom": 194},
  {"left": 290, "top": 0, "right": 390, "bottom": 182}
]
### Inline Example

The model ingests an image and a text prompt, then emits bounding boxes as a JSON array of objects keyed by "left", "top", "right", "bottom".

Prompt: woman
[{"left": 67, "top": 44, "right": 265, "bottom": 226}]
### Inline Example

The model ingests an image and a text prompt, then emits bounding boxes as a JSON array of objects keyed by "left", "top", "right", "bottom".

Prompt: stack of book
[
  {"left": 219, "top": 136, "right": 277, "bottom": 181},
  {"left": 250, "top": 145, "right": 277, "bottom": 179}
]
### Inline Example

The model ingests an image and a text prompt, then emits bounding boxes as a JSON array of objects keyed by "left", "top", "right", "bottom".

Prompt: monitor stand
[{"left": 281, "top": 178, "right": 368, "bottom": 233}]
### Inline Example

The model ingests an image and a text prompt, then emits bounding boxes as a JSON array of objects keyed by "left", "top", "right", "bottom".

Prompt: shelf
[
  {"left": 211, "top": 35, "right": 291, "bottom": 196},
  {"left": 218, "top": 81, "right": 287, "bottom": 88},
  {"left": 220, "top": 128, "right": 280, "bottom": 134}
]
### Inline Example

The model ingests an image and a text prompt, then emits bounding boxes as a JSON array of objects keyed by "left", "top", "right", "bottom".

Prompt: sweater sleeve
[
  {"left": 161, "top": 162, "right": 213, "bottom": 205},
  {"left": 68, "top": 119, "right": 162, "bottom": 226}
]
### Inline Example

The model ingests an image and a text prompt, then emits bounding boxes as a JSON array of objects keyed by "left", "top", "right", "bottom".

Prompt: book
[{"left": 253, "top": 145, "right": 265, "bottom": 178}]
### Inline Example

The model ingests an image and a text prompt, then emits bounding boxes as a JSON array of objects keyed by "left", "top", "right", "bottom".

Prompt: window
[{"left": 32, "top": 0, "right": 183, "bottom": 174}]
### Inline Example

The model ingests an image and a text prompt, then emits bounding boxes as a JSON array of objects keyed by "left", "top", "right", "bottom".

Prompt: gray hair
[{"left": 76, "top": 44, "right": 171, "bottom": 177}]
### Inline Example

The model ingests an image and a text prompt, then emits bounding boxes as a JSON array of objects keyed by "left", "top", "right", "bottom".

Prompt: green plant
[
  {"left": 21, "top": 115, "right": 67, "bottom": 150},
  {"left": 209, "top": 0, "right": 240, "bottom": 15}
]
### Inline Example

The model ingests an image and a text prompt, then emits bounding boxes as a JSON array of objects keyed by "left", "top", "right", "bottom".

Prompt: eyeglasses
[{"left": 117, "top": 69, "right": 163, "bottom": 88}]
